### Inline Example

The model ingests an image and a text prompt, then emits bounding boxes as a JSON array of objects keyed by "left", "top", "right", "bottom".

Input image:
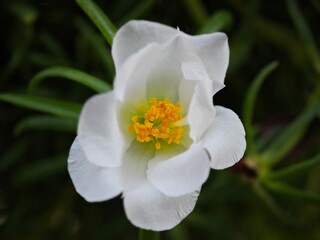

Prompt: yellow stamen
[
  {"left": 132, "top": 115, "right": 138, "bottom": 122},
  {"left": 128, "top": 98, "right": 183, "bottom": 150}
]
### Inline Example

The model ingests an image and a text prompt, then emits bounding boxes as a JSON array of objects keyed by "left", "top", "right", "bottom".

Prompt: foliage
[{"left": 0, "top": 0, "right": 319, "bottom": 239}]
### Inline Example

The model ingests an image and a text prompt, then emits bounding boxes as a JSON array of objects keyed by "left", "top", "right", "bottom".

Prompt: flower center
[{"left": 128, "top": 98, "right": 183, "bottom": 150}]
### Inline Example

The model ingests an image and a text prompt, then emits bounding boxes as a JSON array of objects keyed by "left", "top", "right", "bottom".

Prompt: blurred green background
[{"left": 0, "top": 0, "right": 319, "bottom": 239}]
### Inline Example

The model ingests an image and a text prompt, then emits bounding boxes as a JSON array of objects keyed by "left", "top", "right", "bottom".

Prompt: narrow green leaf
[
  {"left": 267, "top": 153, "right": 320, "bottom": 181},
  {"left": 182, "top": 0, "right": 208, "bottom": 26},
  {"left": 76, "top": 0, "right": 117, "bottom": 46},
  {"left": 285, "top": 0, "right": 320, "bottom": 73},
  {"left": 39, "top": 32, "right": 69, "bottom": 60},
  {"left": 28, "top": 66, "right": 111, "bottom": 94},
  {"left": 263, "top": 101, "right": 320, "bottom": 166},
  {"left": 228, "top": 26, "right": 253, "bottom": 74},
  {"left": 226, "top": 0, "right": 308, "bottom": 68},
  {"left": 0, "top": 93, "right": 81, "bottom": 119},
  {"left": 74, "top": 17, "right": 115, "bottom": 75},
  {"left": 117, "top": 0, "right": 156, "bottom": 26},
  {"left": 13, "top": 154, "right": 67, "bottom": 185},
  {"left": 255, "top": 125, "right": 282, "bottom": 152},
  {"left": 253, "top": 182, "right": 298, "bottom": 224},
  {"left": 242, "top": 61, "right": 279, "bottom": 155},
  {"left": 2, "top": 26, "right": 32, "bottom": 84},
  {"left": 197, "top": 10, "right": 233, "bottom": 34},
  {"left": 264, "top": 181, "right": 320, "bottom": 204},
  {"left": 15, "top": 115, "right": 77, "bottom": 135}
]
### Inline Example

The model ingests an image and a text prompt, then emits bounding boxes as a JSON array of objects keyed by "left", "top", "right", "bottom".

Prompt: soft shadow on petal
[
  {"left": 145, "top": 37, "right": 200, "bottom": 104},
  {"left": 182, "top": 67, "right": 215, "bottom": 142},
  {"left": 78, "top": 91, "right": 125, "bottom": 168},
  {"left": 113, "top": 22, "right": 229, "bottom": 145},
  {"left": 190, "top": 33, "right": 229, "bottom": 85},
  {"left": 147, "top": 144, "right": 210, "bottom": 197},
  {"left": 179, "top": 34, "right": 228, "bottom": 143},
  {"left": 114, "top": 43, "right": 158, "bottom": 104},
  {"left": 123, "top": 181, "right": 199, "bottom": 231},
  {"left": 68, "top": 138, "right": 122, "bottom": 202},
  {"left": 115, "top": 36, "right": 193, "bottom": 106},
  {"left": 115, "top": 36, "right": 195, "bottom": 106},
  {"left": 186, "top": 92, "right": 215, "bottom": 143},
  {"left": 180, "top": 56, "right": 222, "bottom": 142},
  {"left": 112, "top": 21, "right": 229, "bottom": 87},
  {"left": 112, "top": 20, "right": 180, "bottom": 70},
  {"left": 113, "top": 20, "right": 229, "bottom": 86},
  {"left": 201, "top": 106, "right": 246, "bottom": 169},
  {"left": 121, "top": 141, "right": 155, "bottom": 191},
  {"left": 181, "top": 56, "right": 224, "bottom": 96}
]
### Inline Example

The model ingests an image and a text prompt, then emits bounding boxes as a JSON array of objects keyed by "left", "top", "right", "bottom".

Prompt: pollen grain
[{"left": 129, "top": 98, "right": 183, "bottom": 150}]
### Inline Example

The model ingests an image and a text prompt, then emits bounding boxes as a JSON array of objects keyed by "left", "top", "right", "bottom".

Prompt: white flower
[{"left": 67, "top": 20, "right": 246, "bottom": 231}]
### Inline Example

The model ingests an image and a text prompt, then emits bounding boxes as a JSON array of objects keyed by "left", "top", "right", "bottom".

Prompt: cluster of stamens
[{"left": 128, "top": 98, "right": 183, "bottom": 150}]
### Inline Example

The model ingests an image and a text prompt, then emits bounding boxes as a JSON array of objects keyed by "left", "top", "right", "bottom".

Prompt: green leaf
[
  {"left": 197, "top": 10, "right": 233, "bottom": 34},
  {"left": 285, "top": 0, "right": 320, "bottom": 73},
  {"left": 262, "top": 101, "right": 320, "bottom": 166},
  {"left": 242, "top": 61, "right": 279, "bottom": 155},
  {"left": 117, "top": 0, "right": 156, "bottom": 26},
  {"left": 74, "top": 17, "right": 115, "bottom": 75},
  {"left": 15, "top": 115, "right": 77, "bottom": 135},
  {"left": 181, "top": 0, "right": 208, "bottom": 26},
  {"left": 267, "top": 153, "right": 320, "bottom": 181},
  {"left": 39, "top": 32, "right": 69, "bottom": 60},
  {"left": 12, "top": 154, "right": 67, "bottom": 185},
  {"left": 28, "top": 66, "right": 111, "bottom": 94},
  {"left": 253, "top": 182, "right": 298, "bottom": 224},
  {"left": 264, "top": 181, "right": 320, "bottom": 204},
  {"left": 76, "top": 0, "right": 117, "bottom": 46},
  {"left": 0, "top": 93, "right": 81, "bottom": 119}
]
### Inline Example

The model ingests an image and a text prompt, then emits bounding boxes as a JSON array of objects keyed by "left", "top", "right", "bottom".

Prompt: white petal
[
  {"left": 123, "top": 181, "right": 199, "bottom": 231},
  {"left": 78, "top": 91, "right": 125, "bottom": 167},
  {"left": 186, "top": 93, "right": 215, "bottom": 143},
  {"left": 113, "top": 21, "right": 229, "bottom": 145},
  {"left": 181, "top": 58, "right": 224, "bottom": 96},
  {"left": 121, "top": 141, "right": 155, "bottom": 190},
  {"left": 115, "top": 36, "right": 195, "bottom": 105},
  {"left": 112, "top": 21, "right": 229, "bottom": 86},
  {"left": 114, "top": 43, "right": 157, "bottom": 104},
  {"left": 68, "top": 138, "right": 122, "bottom": 202},
  {"left": 201, "top": 106, "right": 246, "bottom": 169},
  {"left": 182, "top": 69, "right": 216, "bottom": 142},
  {"left": 147, "top": 144, "right": 210, "bottom": 196},
  {"left": 112, "top": 20, "right": 179, "bottom": 70},
  {"left": 190, "top": 33, "right": 229, "bottom": 85},
  {"left": 180, "top": 55, "right": 224, "bottom": 143}
]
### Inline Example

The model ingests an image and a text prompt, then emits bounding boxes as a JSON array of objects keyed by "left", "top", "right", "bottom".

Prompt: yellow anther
[
  {"left": 132, "top": 115, "right": 138, "bottom": 122},
  {"left": 137, "top": 105, "right": 144, "bottom": 111},
  {"left": 149, "top": 98, "right": 158, "bottom": 104},
  {"left": 128, "top": 98, "right": 183, "bottom": 150}
]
